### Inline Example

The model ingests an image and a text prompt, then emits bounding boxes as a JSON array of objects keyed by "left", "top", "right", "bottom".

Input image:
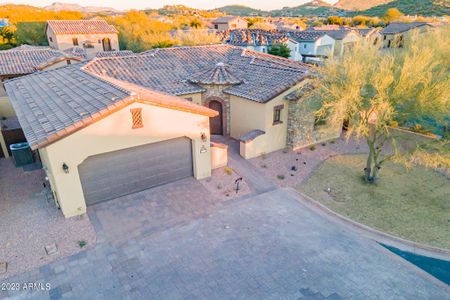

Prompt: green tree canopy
[
  {"left": 268, "top": 44, "right": 291, "bottom": 59},
  {"left": 314, "top": 27, "right": 450, "bottom": 182}
]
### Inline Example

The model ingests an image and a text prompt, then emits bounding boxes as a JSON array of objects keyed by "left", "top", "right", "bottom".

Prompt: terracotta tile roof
[
  {"left": 220, "top": 29, "right": 289, "bottom": 46},
  {"left": 189, "top": 62, "right": 243, "bottom": 85},
  {"left": 380, "top": 22, "right": 431, "bottom": 35},
  {"left": 85, "top": 45, "right": 310, "bottom": 103},
  {"left": 95, "top": 50, "right": 134, "bottom": 58},
  {"left": 5, "top": 65, "right": 217, "bottom": 150},
  {"left": 63, "top": 47, "right": 134, "bottom": 60},
  {"left": 0, "top": 47, "right": 81, "bottom": 76},
  {"left": 46, "top": 20, "right": 118, "bottom": 35}
]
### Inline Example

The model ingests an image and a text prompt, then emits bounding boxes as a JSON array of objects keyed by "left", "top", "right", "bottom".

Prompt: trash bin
[{"left": 9, "top": 142, "right": 33, "bottom": 167}]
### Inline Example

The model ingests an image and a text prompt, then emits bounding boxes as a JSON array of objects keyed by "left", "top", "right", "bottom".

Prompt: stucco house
[
  {"left": 0, "top": 46, "right": 82, "bottom": 158},
  {"left": 287, "top": 31, "right": 335, "bottom": 63},
  {"left": 211, "top": 16, "right": 248, "bottom": 31},
  {"left": 45, "top": 20, "right": 120, "bottom": 58},
  {"left": 305, "top": 26, "right": 362, "bottom": 57},
  {"left": 5, "top": 45, "right": 340, "bottom": 217},
  {"left": 380, "top": 22, "right": 433, "bottom": 48}
]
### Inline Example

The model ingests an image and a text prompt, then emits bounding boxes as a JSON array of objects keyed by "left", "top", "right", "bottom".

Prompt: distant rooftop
[
  {"left": 221, "top": 29, "right": 289, "bottom": 47},
  {"left": 46, "top": 20, "right": 118, "bottom": 35},
  {"left": 380, "top": 22, "right": 432, "bottom": 35}
]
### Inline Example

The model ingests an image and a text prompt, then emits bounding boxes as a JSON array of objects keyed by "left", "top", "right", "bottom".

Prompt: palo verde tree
[{"left": 314, "top": 27, "right": 450, "bottom": 183}]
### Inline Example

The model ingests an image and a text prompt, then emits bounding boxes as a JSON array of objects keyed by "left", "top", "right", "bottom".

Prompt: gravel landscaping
[
  {"left": 200, "top": 165, "right": 250, "bottom": 200},
  {"left": 0, "top": 159, "right": 96, "bottom": 280},
  {"left": 249, "top": 137, "right": 369, "bottom": 188}
]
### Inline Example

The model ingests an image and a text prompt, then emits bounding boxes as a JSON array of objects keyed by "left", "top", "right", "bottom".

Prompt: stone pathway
[{"left": 1, "top": 189, "right": 448, "bottom": 299}]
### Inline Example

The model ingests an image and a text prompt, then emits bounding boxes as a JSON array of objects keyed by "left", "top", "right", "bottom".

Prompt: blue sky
[{"left": 2, "top": 0, "right": 338, "bottom": 11}]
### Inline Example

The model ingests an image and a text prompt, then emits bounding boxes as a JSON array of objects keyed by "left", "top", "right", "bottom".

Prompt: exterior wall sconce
[
  {"left": 62, "top": 163, "right": 69, "bottom": 174},
  {"left": 200, "top": 132, "right": 207, "bottom": 142}
]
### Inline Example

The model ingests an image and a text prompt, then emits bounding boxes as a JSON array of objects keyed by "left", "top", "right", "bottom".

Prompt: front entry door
[{"left": 208, "top": 100, "right": 223, "bottom": 135}]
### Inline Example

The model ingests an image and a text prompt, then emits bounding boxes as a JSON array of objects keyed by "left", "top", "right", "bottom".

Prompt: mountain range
[
  {"left": 44, "top": 2, "right": 117, "bottom": 13},
  {"left": 218, "top": 0, "right": 449, "bottom": 17},
  {"left": 21, "top": 1, "right": 450, "bottom": 17}
]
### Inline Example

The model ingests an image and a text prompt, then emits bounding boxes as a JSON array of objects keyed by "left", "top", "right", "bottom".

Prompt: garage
[{"left": 78, "top": 137, "right": 193, "bottom": 206}]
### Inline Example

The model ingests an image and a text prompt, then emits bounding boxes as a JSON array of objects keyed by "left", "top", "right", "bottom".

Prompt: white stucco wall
[
  {"left": 46, "top": 26, "right": 119, "bottom": 55},
  {"left": 40, "top": 102, "right": 212, "bottom": 218}
]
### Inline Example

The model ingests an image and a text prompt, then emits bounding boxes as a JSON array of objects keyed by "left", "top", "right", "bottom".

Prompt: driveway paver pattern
[{"left": 1, "top": 188, "right": 448, "bottom": 299}]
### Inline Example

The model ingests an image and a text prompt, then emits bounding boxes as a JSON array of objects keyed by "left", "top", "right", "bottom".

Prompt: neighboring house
[
  {"left": 305, "top": 26, "right": 362, "bottom": 57},
  {"left": 275, "top": 21, "right": 303, "bottom": 32},
  {"left": 45, "top": 20, "right": 120, "bottom": 58},
  {"left": 0, "top": 46, "right": 82, "bottom": 158},
  {"left": 357, "top": 27, "right": 382, "bottom": 45},
  {"left": 380, "top": 22, "right": 433, "bottom": 48},
  {"left": 0, "top": 18, "right": 9, "bottom": 27},
  {"left": 212, "top": 16, "right": 248, "bottom": 31},
  {"left": 5, "top": 45, "right": 340, "bottom": 217},
  {"left": 221, "top": 29, "right": 289, "bottom": 54},
  {"left": 288, "top": 31, "right": 335, "bottom": 63}
]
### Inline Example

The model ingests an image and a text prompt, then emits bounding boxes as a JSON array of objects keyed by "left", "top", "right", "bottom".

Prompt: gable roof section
[
  {"left": 289, "top": 31, "right": 328, "bottom": 42},
  {"left": 5, "top": 66, "right": 217, "bottom": 150},
  {"left": 380, "top": 22, "right": 431, "bottom": 35},
  {"left": 46, "top": 20, "right": 118, "bottom": 35},
  {"left": 85, "top": 45, "right": 310, "bottom": 103},
  {"left": 0, "top": 48, "right": 81, "bottom": 76},
  {"left": 221, "top": 29, "right": 289, "bottom": 47}
]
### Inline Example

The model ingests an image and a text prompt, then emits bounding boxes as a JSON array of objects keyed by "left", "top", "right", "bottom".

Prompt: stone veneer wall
[
  {"left": 199, "top": 84, "right": 232, "bottom": 136},
  {"left": 287, "top": 98, "right": 341, "bottom": 149}
]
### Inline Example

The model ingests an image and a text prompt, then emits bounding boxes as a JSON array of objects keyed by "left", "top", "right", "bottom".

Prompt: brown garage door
[{"left": 78, "top": 137, "right": 193, "bottom": 206}]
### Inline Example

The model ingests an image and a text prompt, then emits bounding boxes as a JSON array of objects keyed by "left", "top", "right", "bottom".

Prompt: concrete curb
[{"left": 285, "top": 188, "right": 450, "bottom": 261}]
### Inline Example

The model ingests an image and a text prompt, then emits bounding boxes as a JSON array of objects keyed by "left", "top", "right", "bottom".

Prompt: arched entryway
[
  {"left": 102, "top": 38, "right": 112, "bottom": 51},
  {"left": 208, "top": 100, "right": 223, "bottom": 135}
]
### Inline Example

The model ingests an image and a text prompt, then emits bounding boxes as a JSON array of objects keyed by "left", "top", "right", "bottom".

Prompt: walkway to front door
[{"left": 208, "top": 100, "right": 223, "bottom": 135}]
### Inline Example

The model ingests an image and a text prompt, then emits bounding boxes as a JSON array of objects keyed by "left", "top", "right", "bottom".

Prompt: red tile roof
[{"left": 46, "top": 20, "right": 118, "bottom": 35}]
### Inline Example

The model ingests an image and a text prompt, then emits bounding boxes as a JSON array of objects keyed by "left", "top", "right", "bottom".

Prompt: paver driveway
[{"left": 1, "top": 187, "right": 448, "bottom": 299}]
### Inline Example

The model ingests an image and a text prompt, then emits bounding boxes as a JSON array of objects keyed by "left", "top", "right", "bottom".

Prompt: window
[
  {"left": 214, "top": 24, "right": 218, "bottom": 29},
  {"left": 383, "top": 35, "right": 387, "bottom": 40},
  {"left": 130, "top": 108, "right": 143, "bottom": 129},
  {"left": 184, "top": 97, "right": 193, "bottom": 101},
  {"left": 72, "top": 37, "right": 78, "bottom": 46},
  {"left": 49, "top": 37, "right": 53, "bottom": 42},
  {"left": 304, "top": 44, "right": 307, "bottom": 49},
  {"left": 66, "top": 60, "right": 71, "bottom": 65},
  {"left": 273, "top": 105, "right": 284, "bottom": 125}
]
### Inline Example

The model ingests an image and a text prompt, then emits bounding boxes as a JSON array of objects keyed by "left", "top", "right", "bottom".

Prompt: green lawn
[{"left": 298, "top": 154, "right": 450, "bottom": 250}]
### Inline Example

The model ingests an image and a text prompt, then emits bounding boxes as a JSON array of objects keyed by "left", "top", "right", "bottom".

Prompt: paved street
[{"left": 1, "top": 187, "right": 448, "bottom": 299}]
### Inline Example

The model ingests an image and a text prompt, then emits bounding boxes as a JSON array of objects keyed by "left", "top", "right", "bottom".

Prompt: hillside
[
  {"left": 358, "top": 0, "right": 450, "bottom": 16},
  {"left": 216, "top": 5, "right": 268, "bottom": 16},
  {"left": 271, "top": 0, "right": 343, "bottom": 17},
  {"left": 334, "top": 0, "right": 393, "bottom": 11},
  {"left": 44, "top": 2, "right": 117, "bottom": 13}
]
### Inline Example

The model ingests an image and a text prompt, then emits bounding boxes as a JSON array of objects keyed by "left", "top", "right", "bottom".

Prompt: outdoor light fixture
[
  {"left": 62, "top": 163, "right": 69, "bottom": 174},
  {"left": 200, "top": 132, "right": 207, "bottom": 142}
]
